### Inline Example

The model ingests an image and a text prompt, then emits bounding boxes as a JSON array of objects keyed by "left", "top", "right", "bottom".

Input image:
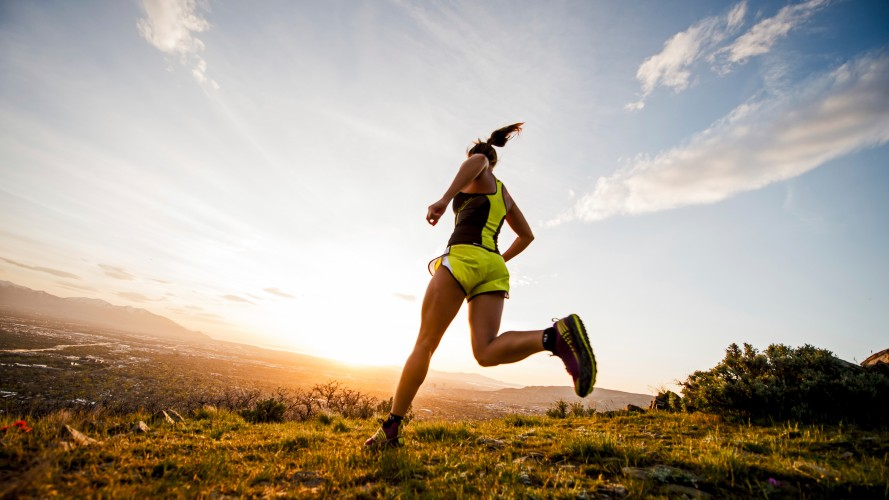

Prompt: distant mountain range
[
  {"left": 0, "top": 280, "right": 208, "bottom": 342},
  {"left": 0, "top": 281, "right": 655, "bottom": 407}
]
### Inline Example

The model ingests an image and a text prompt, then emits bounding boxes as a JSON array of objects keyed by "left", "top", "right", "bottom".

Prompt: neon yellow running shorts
[{"left": 428, "top": 244, "right": 510, "bottom": 301}]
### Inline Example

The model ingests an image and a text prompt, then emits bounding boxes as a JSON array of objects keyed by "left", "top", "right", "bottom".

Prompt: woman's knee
[
  {"left": 472, "top": 346, "right": 500, "bottom": 367},
  {"left": 413, "top": 333, "right": 441, "bottom": 358}
]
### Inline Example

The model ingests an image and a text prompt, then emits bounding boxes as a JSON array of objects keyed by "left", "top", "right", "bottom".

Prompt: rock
[
  {"left": 626, "top": 404, "right": 645, "bottom": 413},
  {"left": 595, "top": 484, "right": 628, "bottom": 498},
  {"left": 133, "top": 421, "right": 151, "bottom": 433},
  {"left": 621, "top": 467, "right": 649, "bottom": 480},
  {"left": 291, "top": 471, "right": 325, "bottom": 494},
  {"left": 60, "top": 424, "right": 100, "bottom": 448},
  {"left": 622, "top": 465, "right": 700, "bottom": 485},
  {"left": 512, "top": 452, "right": 545, "bottom": 464},
  {"left": 476, "top": 437, "right": 505, "bottom": 449},
  {"left": 663, "top": 484, "right": 711, "bottom": 498},
  {"left": 792, "top": 460, "right": 829, "bottom": 478}
]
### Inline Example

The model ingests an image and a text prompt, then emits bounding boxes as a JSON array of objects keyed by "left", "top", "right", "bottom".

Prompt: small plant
[
  {"left": 413, "top": 422, "right": 472, "bottom": 442},
  {"left": 546, "top": 399, "right": 569, "bottom": 419},
  {"left": 192, "top": 405, "right": 217, "bottom": 420},
  {"left": 651, "top": 390, "right": 682, "bottom": 412},
  {"left": 241, "top": 398, "right": 286, "bottom": 424},
  {"left": 569, "top": 401, "right": 595, "bottom": 417},
  {"left": 503, "top": 414, "right": 543, "bottom": 427}
]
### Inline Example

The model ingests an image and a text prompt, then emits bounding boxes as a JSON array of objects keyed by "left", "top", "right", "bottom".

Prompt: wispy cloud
[
  {"left": 99, "top": 264, "right": 135, "bottom": 281},
  {"left": 559, "top": 52, "right": 889, "bottom": 223},
  {"left": 718, "top": 0, "right": 829, "bottom": 68},
  {"left": 628, "top": 0, "right": 829, "bottom": 110},
  {"left": 392, "top": 292, "right": 416, "bottom": 302},
  {"left": 57, "top": 281, "right": 97, "bottom": 293},
  {"left": 264, "top": 287, "right": 295, "bottom": 299},
  {"left": 222, "top": 294, "right": 252, "bottom": 304},
  {"left": 1, "top": 257, "right": 80, "bottom": 279},
  {"left": 117, "top": 291, "right": 154, "bottom": 303},
  {"left": 137, "top": 0, "right": 218, "bottom": 88},
  {"left": 627, "top": 2, "right": 747, "bottom": 110}
]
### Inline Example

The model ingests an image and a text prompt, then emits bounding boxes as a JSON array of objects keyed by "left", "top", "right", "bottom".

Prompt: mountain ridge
[
  {"left": 0, "top": 280, "right": 207, "bottom": 342},
  {"left": 0, "top": 281, "right": 654, "bottom": 404}
]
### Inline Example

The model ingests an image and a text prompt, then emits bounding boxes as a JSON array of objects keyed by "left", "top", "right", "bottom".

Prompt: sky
[{"left": 1, "top": 0, "right": 887, "bottom": 394}]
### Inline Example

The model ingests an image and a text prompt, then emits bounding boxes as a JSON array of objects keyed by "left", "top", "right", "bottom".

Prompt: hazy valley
[{"left": 0, "top": 281, "right": 652, "bottom": 419}]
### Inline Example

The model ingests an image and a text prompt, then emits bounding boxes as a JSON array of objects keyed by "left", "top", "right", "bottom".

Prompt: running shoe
[
  {"left": 364, "top": 421, "right": 404, "bottom": 449},
  {"left": 553, "top": 314, "right": 597, "bottom": 397}
]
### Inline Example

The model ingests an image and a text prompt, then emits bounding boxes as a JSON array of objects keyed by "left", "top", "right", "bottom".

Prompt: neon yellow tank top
[{"left": 447, "top": 179, "right": 508, "bottom": 253}]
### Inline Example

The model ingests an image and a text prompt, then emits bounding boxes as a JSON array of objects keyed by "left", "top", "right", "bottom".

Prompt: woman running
[{"left": 365, "top": 123, "right": 596, "bottom": 448}]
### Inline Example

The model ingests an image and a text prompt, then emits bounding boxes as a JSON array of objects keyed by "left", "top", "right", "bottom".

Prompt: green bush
[
  {"left": 546, "top": 399, "right": 569, "bottom": 419},
  {"left": 681, "top": 343, "right": 889, "bottom": 425},
  {"left": 241, "top": 398, "right": 287, "bottom": 424},
  {"left": 651, "top": 390, "right": 682, "bottom": 412}
]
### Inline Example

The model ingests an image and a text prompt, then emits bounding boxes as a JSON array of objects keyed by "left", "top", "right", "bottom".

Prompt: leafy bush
[
  {"left": 546, "top": 399, "right": 569, "bottom": 419},
  {"left": 241, "top": 398, "right": 287, "bottom": 423},
  {"left": 681, "top": 343, "right": 889, "bottom": 425},
  {"left": 503, "top": 414, "right": 543, "bottom": 427},
  {"left": 650, "top": 390, "right": 682, "bottom": 412},
  {"left": 546, "top": 399, "right": 596, "bottom": 418}
]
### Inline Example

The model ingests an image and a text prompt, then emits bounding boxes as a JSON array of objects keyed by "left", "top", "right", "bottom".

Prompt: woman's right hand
[{"left": 426, "top": 198, "right": 449, "bottom": 226}]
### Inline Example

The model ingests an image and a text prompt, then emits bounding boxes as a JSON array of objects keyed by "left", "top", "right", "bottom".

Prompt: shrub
[
  {"left": 681, "top": 343, "right": 889, "bottom": 425},
  {"left": 241, "top": 398, "right": 287, "bottom": 424},
  {"left": 546, "top": 399, "right": 569, "bottom": 419},
  {"left": 650, "top": 390, "right": 682, "bottom": 412},
  {"left": 569, "top": 401, "right": 596, "bottom": 417},
  {"left": 503, "top": 414, "right": 543, "bottom": 427}
]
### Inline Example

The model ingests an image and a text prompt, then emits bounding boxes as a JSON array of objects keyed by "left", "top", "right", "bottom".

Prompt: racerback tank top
[{"left": 447, "top": 179, "right": 508, "bottom": 253}]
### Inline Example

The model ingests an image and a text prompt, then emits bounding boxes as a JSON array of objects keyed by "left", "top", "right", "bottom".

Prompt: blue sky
[{"left": 1, "top": 0, "right": 887, "bottom": 394}]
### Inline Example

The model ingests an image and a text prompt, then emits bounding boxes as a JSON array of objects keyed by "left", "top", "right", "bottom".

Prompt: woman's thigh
[
  {"left": 416, "top": 267, "right": 466, "bottom": 350},
  {"left": 467, "top": 293, "right": 505, "bottom": 352}
]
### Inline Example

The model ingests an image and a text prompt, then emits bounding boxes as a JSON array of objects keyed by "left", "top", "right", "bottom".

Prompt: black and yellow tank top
[{"left": 447, "top": 179, "right": 509, "bottom": 253}]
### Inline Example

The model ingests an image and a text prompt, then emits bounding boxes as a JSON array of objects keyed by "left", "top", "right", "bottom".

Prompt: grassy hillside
[{"left": 2, "top": 409, "right": 886, "bottom": 498}]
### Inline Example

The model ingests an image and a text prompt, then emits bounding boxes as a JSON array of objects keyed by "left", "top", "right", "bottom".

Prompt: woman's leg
[
  {"left": 390, "top": 268, "right": 466, "bottom": 416},
  {"left": 468, "top": 293, "right": 545, "bottom": 367}
]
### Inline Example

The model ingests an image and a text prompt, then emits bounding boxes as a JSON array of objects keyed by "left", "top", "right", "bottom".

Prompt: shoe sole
[{"left": 562, "top": 314, "right": 597, "bottom": 397}]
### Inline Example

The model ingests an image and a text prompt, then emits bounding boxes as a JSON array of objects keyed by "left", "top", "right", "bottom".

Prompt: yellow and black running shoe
[
  {"left": 553, "top": 314, "right": 597, "bottom": 397},
  {"left": 364, "top": 421, "right": 404, "bottom": 449}
]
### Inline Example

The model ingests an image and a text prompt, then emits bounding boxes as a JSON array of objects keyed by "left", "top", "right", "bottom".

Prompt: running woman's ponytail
[{"left": 467, "top": 122, "right": 524, "bottom": 167}]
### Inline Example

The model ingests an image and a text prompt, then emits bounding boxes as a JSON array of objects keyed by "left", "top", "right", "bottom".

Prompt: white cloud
[
  {"left": 137, "top": 0, "right": 217, "bottom": 88},
  {"left": 627, "top": 2, "right": 747, "bottom": 110},
  {"left": 720, "top": 0, "right": 829, "bottom": 66},
  {"left": 629, "top": 0, "right": 830, "bottom": 109},
  {"left": 561, "top": 52, "right": 889, "bottom": 224}
]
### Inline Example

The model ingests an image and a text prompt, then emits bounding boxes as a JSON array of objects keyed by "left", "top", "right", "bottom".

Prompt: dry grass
[{"left": 1, "top": 409, "right": 886, "bottom": 498}]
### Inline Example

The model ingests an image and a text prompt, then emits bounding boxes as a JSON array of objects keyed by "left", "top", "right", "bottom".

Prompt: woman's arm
[
  {"left": 426, "top": 154, "right": 489, "bottom": 226},
  {"left": 501, "top": 201, "right": 534, "bottom": 262}
]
